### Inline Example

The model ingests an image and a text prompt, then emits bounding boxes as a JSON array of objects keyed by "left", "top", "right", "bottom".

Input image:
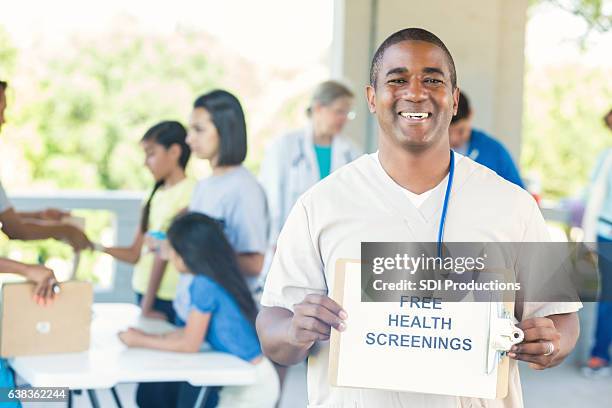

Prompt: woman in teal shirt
[{"left": 259, "top": 80, "right": 359, "bottom": 250}]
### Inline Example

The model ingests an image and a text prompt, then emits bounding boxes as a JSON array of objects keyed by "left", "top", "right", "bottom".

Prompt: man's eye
[
  {"left": 387, "top": 78, "right": 406, "bottom": 84},
  {"left": 425, "top": 78, "right": 442, "bottom": 84}
]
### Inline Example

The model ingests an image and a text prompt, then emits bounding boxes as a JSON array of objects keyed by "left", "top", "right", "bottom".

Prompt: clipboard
[{"left": 329, "top": 259, "right": 522, "bottom": 399}]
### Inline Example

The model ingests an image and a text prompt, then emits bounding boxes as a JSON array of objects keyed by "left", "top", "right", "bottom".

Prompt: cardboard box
[{"left": 0, "top": 281, "right": 93, "bottom": 357}]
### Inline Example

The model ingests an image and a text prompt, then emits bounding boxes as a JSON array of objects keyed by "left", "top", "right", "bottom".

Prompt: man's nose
[{"left": 401, "top": 79, "right": 427, "bottom": 102}]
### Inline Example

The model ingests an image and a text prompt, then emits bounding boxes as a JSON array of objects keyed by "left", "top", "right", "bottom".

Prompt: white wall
[{"left": 332, "top": 0, "right": 528, "bottom": 160}]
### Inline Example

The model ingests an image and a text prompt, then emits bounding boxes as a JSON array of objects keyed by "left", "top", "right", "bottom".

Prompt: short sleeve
[
  {"left": 189, "top": 276, "right": 219, "bottom": 314},
  {"left": 516, "top": 198, "right": 582, "bottom": 320},
  {"left": 188, "top": 181, "right": 204, "bottom": 212},
  {"left": 157, "top": 180, "right": 194, "bottom": 232},
  {"left": 228, "top": 185, "right": 269, "bottom": 254},
  {"left": 260, "top": 198, "right": 327, "bottom": 311},
  {"left": 0, "top": 180, "right": 13, "bottom": 214}
]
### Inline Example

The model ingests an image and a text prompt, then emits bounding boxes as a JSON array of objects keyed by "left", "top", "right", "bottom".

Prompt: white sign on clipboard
[{"left": 329, "top": 259, "right": 523, "bottom": 400}]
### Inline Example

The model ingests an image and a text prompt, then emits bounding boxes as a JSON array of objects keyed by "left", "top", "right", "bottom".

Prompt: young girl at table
[
  {"left": 99, "top": 121, "right": 194, "bottom": 322},
  {"left": 118, "top": 212, "right": 279, "bottom": 408}
]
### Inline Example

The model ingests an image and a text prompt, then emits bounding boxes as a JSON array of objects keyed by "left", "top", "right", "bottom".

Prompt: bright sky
[
  {"left": 2, "top": 0, "right": 610, "bottom": 70},
  {"left": 525, "top": 2, "right": 612, "bottom": 68},
  {"left": 0, "top": 0, "right": 334, "bottom": 69}
]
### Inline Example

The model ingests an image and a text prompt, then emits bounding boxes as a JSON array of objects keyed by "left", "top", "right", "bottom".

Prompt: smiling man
[{"left": 256, "top": 28, "right": 580, "bottom": 407}]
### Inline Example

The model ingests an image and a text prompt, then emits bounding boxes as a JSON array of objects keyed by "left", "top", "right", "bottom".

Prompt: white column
[{"left": 332, "top": 0, "right": 528, "bottom": 159}]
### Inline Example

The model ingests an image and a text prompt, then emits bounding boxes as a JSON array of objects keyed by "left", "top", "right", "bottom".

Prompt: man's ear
[
  {"left": 366, "top": 85, "right": 376, "bottom": 114},
  {"left": 452, "top": 87, "right": 460, "bottom": 116}
]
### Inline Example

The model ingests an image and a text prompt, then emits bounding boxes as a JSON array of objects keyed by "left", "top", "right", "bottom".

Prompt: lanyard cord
[{"left": 437, "top": 150, "right": 455, "bottom": 258}]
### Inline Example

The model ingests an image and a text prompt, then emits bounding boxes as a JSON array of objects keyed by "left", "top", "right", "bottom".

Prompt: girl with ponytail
[{"left": 98, "top": 121, "right": 194, "bottom": 322}]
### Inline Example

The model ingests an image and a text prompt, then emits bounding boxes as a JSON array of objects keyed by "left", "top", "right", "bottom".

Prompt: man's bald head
[{"left": 370, "top": 28, "right": 457, "bottom": 89}]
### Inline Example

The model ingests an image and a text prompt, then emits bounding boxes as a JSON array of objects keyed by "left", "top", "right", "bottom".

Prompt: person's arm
[
  {"left": 102, "top": 230, "right": 145, "bottom": 264},
  {"left": 0, "top": 208, "right": 91, "bottom": 251},
  {"left": 140, "top": 254, "right": 168, "bottom": 319},
  {"left": 256, "top": 294, "right": 347, "bottom": 366},
  {"left": 0, "top": 258, "right": 59, "bottom": 305},
  {"left": 17, "top": 208, "right": 70, "bottom": 222},
  {"left": 229, "top": 168, "right": 270, "bottom": 278},
  {"left": 257, "top": 197, "right": 333, "bottom": 364},
  {"left": 237, "top": 253, "right": 264, "bottom": 277},
  {"left": 509, "top": 313, "right": 579, "bottom": 369},
  {"left": 119, "top": 309, "right": 210, "bottom": 353}
]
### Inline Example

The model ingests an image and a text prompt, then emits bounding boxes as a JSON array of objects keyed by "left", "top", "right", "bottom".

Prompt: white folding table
[{"left": 9, "top": 303, "right": 256, "bottom": 407}]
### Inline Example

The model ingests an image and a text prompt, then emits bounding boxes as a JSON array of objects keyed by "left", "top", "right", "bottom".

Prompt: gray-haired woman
[{"left": 259, "top": 80, "right": 360, "bottom": 248}]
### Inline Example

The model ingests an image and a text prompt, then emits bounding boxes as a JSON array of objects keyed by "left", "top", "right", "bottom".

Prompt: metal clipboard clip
[{"left": 486, "top": 301, "right": 524, "bottom": 374}]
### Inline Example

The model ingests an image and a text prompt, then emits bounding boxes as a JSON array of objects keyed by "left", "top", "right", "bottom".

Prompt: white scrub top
[
  {"left": 261, "top": 152, "right": 581, "bottom": 408},
  {"left": 372, "top": 151, "right": 433, "bottom": 208},
  {"left": 259, "top": 124, "right": 359, "bottom": 245}
]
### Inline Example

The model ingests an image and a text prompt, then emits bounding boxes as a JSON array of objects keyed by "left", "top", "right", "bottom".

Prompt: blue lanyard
[{"left": 437, "top": 151, "right": 455, "bottom": 257}]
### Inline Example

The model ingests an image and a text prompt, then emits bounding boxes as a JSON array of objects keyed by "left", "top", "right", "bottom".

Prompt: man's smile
[{"left": 398, "top": 111, "right": 432, "bottom": 123}]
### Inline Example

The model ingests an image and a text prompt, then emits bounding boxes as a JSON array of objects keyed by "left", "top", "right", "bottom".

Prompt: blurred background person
[
  {"left": 0, "top": 78, "right": 90, "bottom": 408},
  {"left": 449, "top": 90, "right": 525, "bottom": 188},
  {"left": 162, "top": 89, "right": 269, "bottom": 408},
  {"left": 582, "top": 108, "right": 612, "bottom": 377},
  {"left": 258, "top": 80, "right": 358, "bottom": 400},
  {"left": 119, "top": 212, "right": 279, "bottom": 408},
  {"left": 185, "top": 90, "right": 268, "bottom": 287},
  {"left": 97, "top": 120, "right": 194, "bottom": 322},
  {"left": 259, "top": 80, "right": 359, "bottom": 254}
]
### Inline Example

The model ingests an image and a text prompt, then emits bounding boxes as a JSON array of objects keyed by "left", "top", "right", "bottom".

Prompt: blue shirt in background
[
  {"left": 314, "top": 144, "right": 332, "bottom": 179},
  {"left": 173, "top": 165, "right": 269, "bottom": 316},
  {"left": 588, "top": 149, "right": 612, "bottom": 239},
  {"left": 174, "top": 274, "right": 261, "bottom": 362},
  {"left": 461, "top": 129, "right": 525, "bottom": 189}
]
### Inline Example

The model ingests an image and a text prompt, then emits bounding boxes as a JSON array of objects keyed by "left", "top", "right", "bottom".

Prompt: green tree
[
  {"left": 12, "top": 25, "right": 224, "bottom": 191},
  {"left": 0, "top": 27, "right": 17, "bottom": 79},
  {"left": 0, "top": 23, "right": 230, "bottom": 282},
  {"left": 521, "top": 64, "right": 612, "bottom": 198}
]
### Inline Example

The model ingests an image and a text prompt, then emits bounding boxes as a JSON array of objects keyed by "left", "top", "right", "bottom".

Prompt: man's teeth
[{"left": 400, "top": 112, "right": 429, "bottom": 119}]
